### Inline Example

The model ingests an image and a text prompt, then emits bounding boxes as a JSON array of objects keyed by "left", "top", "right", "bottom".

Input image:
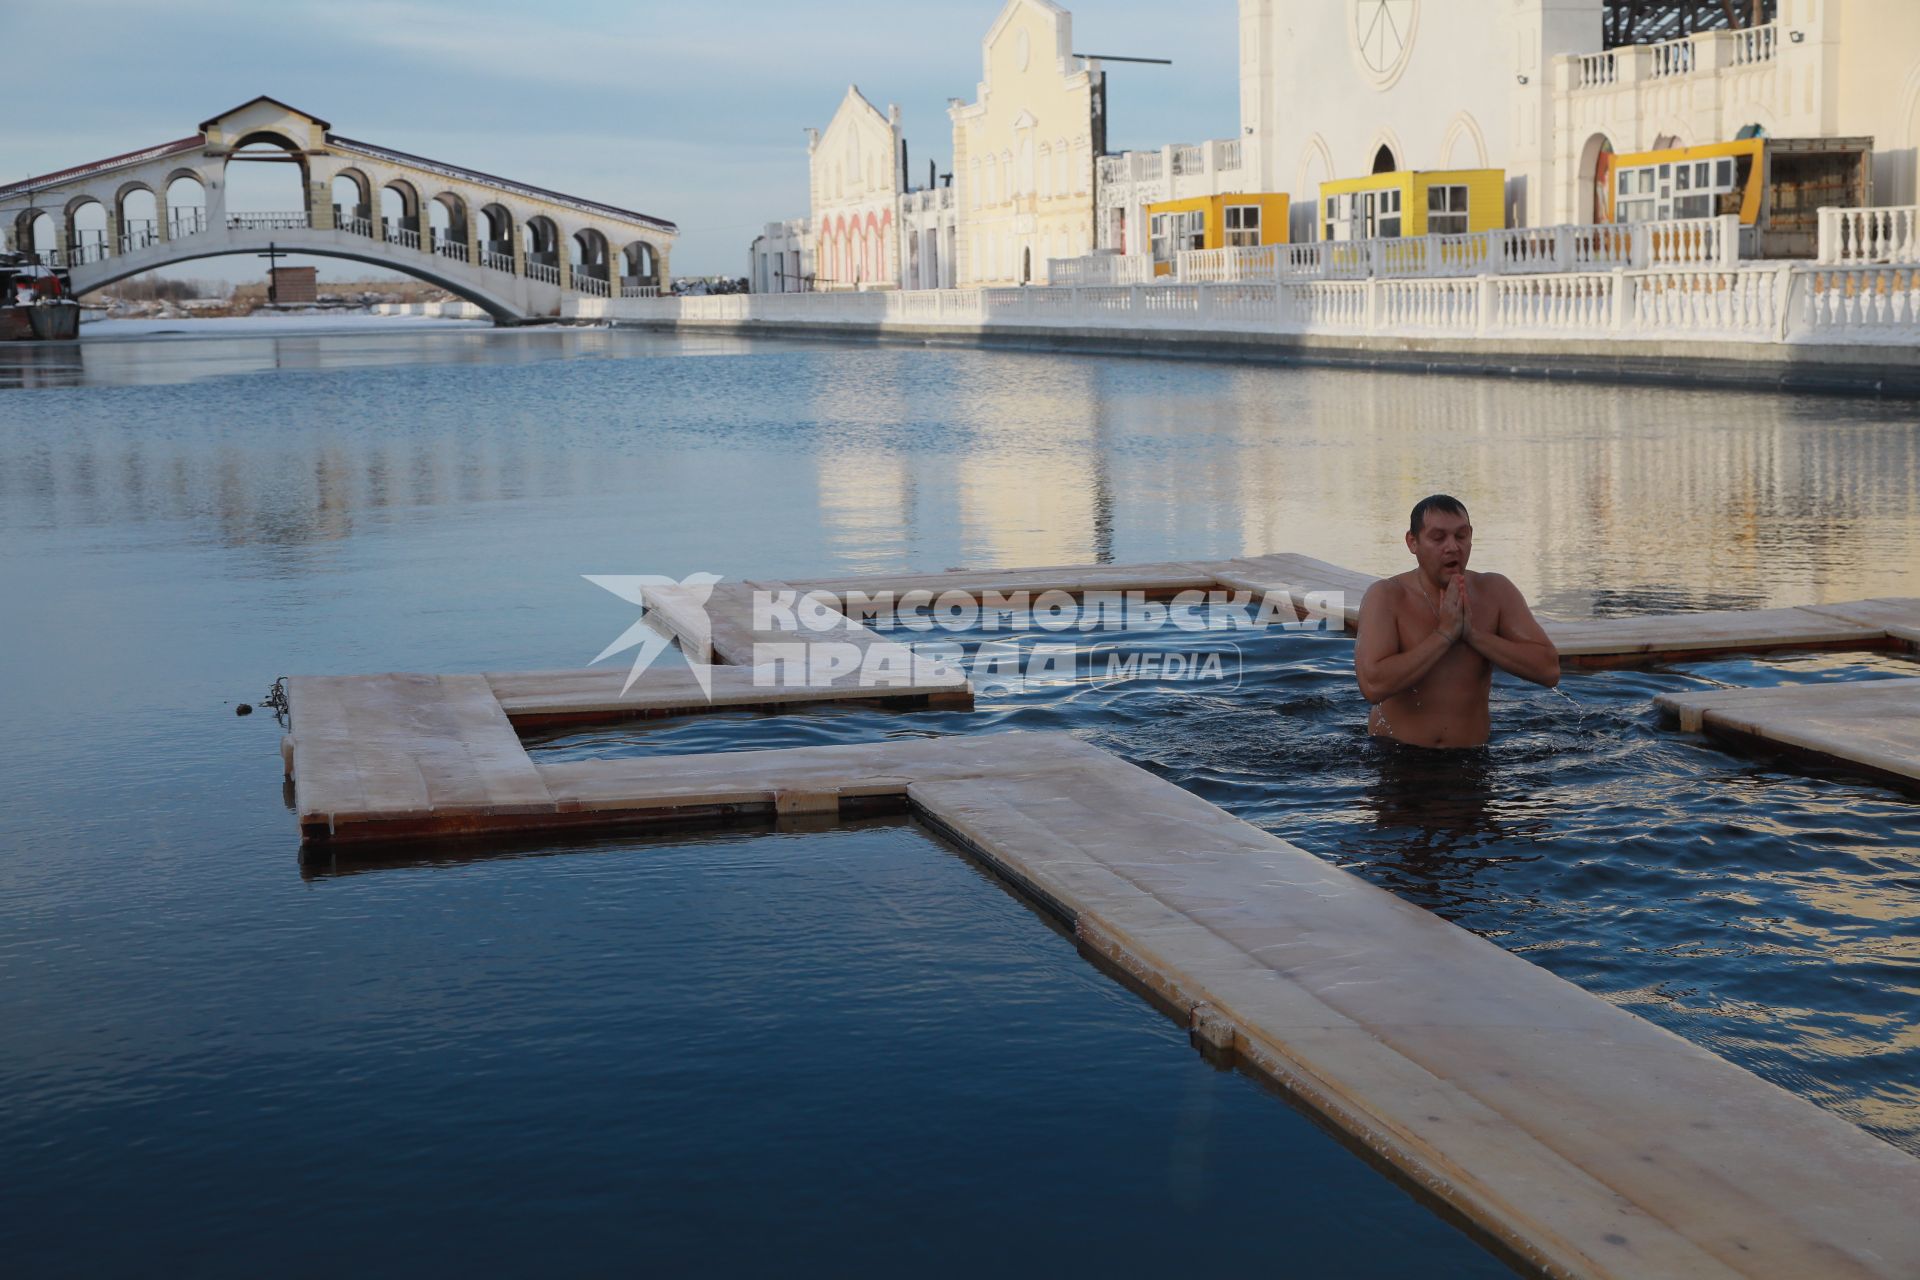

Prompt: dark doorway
[{"left": 1371, "top": 145, "right": 1397, "bottom": 175}]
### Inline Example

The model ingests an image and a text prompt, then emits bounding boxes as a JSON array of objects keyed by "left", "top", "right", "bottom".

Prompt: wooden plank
[
  {"left": 486, "top": 662, "right": 969, "bottom": 724},
  {"left": 288, "top": 673, "right": 553, "bottom": 836},
  {"left": 911, "top": 754, "right": 1920, "bottom": 1280},
  {"left": 1799, "top": 598, "right": 1920, "bottom": 645},
  {"left": 1545, "top": 607, "right": 1889, "bottom": 662},
  {"left": 1656, "top": 678, "right": 1920, "bottom": 784},
  {"left": 1202, "top": 553, "right": 1380, "bottom": 628}
]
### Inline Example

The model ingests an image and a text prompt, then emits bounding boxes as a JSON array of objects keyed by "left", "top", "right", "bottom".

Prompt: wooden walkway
[
  {"left": 278, "top": 550, "right": 1920, "bottom": 1278},
  {"left": 1657, "top": 677, "right": 1920, "bottom": 789}
]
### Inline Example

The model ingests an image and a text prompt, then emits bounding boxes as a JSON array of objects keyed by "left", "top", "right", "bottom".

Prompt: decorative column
[
  {"left": 155, "top": 192, "right": 171, "bottom": 242},
  {"left": 105, "top": 206, "right": 120, "bottom": 258}
]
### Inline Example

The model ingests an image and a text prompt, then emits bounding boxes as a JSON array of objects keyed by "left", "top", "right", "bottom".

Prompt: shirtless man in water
[{"left": 1354, "top": 495, "right": 1561, "bottom": 748}]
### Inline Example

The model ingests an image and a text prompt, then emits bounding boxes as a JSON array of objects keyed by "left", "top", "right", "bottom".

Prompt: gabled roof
[{"left": 198, "top": 95, "right": 332, "bottom": 132}]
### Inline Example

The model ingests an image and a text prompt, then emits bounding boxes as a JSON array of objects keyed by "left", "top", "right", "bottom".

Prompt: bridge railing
[
  {"left": 621, "top": 281, "right": 660, "bottom": 298},
  {"left": 228, "top": 211, "right": 309, "bottom": 232},
  {"left": 169, "top": 208, "right": 206, "bottom": 238},
  {"left": 526, "top": 261, "right": 559, "bottom": 285},
  {"left": 482, "top": 249, "right": 514, "bottom": 274},
  {"left": 573, "top": 272, "right": 609, "bottom": 297},
  {"left": 119, "top": 221, "right": 159, "bottom": 254},
  {"left": 387, "top": 225, "right": 422, "bottom": 251},
  {"left": 434, "top": 238, "right": 470, "bottom": 264},
  {"left": 338, "top": 214, "right": 374, "bottom": 238}
]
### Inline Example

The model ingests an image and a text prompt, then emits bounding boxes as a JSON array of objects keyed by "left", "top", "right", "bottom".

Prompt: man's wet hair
[{"left": 1410, "top": 493, "right": 1469, "bottom": 535}]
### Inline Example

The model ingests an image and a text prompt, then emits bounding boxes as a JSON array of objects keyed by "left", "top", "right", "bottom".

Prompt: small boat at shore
[{"left": 2, "top": 253, "right": 81, "bottom": 341}]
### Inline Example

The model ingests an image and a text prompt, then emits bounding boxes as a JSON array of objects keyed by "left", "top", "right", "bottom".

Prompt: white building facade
[
  {"left": 1240, "top": 0, "right": 1920, "bottom": 238},
  {"left": 808, "top": 87, "right": 906, "bottom": 290},
  {"left": 950, "top": 0, "right": 1106, "bottom": 286},
  {"left": 749, "top": 219, "right": 811, "bottom": 293}
]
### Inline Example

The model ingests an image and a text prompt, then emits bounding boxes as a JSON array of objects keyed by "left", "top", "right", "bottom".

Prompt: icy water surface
[{"left": 4, "top": 320, "right": 1919, "bottom": 1271}]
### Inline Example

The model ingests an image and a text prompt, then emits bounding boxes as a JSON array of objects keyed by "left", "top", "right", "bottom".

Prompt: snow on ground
[{"left": 83, "top": 314, "right": 493, "bottom": 339}]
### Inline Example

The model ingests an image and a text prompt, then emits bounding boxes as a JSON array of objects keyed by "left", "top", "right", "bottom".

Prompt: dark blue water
[{"left": 5, "top": 322, "right": 1920, "bottom": 1271}]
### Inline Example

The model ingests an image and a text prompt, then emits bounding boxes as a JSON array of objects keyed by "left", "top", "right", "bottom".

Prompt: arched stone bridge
[{"left": 0, "top": 96, "right": 676, "bottom": 324}]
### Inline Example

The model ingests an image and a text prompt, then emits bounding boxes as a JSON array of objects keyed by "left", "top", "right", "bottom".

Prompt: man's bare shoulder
[{"left": 1467, "top": 570, "right": 1524, "bottom": 599}]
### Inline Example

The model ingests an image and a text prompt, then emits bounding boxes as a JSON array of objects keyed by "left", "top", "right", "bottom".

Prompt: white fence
[
  {"left": 1048, "top": 253, "right": 1155, "bottom": 286},
  {"left": 1175, "top": 217, "right": 1739, "bottom": 285},
  {"left": 1818, "top": 207, "right": 1919, "bottom": 266},
  {"left": 575, "top": 260, "right": 1913, "bottom": 345}
]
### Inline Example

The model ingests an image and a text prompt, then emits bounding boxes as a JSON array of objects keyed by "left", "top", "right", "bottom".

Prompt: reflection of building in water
[
  {"left": 1100, "top": 363, "right": 1920, "bottom": 612},
  {"left": 951, "top": 354, "right": 1111, "bottom": 567},
  {"left": 7, "top": 348, "right": 1920, "bottom": 611}
]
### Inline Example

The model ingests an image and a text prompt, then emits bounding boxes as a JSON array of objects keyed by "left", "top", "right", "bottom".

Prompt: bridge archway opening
[
  {"left": 223, "top": 132, "right": 311, "bottom": 226},
  {"left": 478, "top": 203, "right": 514, "bottom": 263},
  {"left": 116, "top": 183, "right": 159, "bottom": 254},
  {"left": 13, "top": 209, "right": 57, "bottom": 261},
  {"left": 621, "top": 240, "right": 658, "bottom": 288},
  {"left": 429, "top": 192, "right": 468, "bottom": 256},
  {"left": 380, "top": 180, "right": 421, "bottom": 244},
  {"left": 570, "top": 227, "right": 609, "bottom": 282},
  {"left": 164, "top": 172, "right": 207, "bottom": 239},
  {"left": 523, "top": 216, "right": 560, "bottom": 269},
  {"left": 65, "top": 196, "right": 107, "bottom": 265},
  {"left": 331, "top": 169, "right": 372, "bottom": 233}
]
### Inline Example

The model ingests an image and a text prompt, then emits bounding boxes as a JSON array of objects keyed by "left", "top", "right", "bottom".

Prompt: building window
[
  {"left": 1376, "top": 188, "right": 1401, "bottom": 239},
  {"left": 1427, "top": 185, "right": 1469, "bottom": 236},
  {"left": 1225, "top": 204, "right": 1261, "bottom": 247},
  {"left": 1612, "top": 157, "right": 1740, "bottom": 223}
]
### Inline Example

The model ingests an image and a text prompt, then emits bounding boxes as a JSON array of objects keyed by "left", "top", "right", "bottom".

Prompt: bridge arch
[
  {"left": 12, "top": 208, "right": 56, "bottom": 259},
  {"left": 165, "top": 173, "right": 207, "bottom": 238},
  {"left": 523, "top": 215, "right": 560, "bottom": 268},
  {"left": 71, "top": 238, "right": 530, "bottom": 324},
  {"left": 380, "top": 179, "right": 421, "bottom": 243},
  {"left": 621, "top": 240, "right": 659, "bottom": 288},
  {"left": 477, "top": 203, "right": 514, "bottom": 261},
  {"left": 115, "top": 182, "right": 160, "bottom": 253},
  {"left": 429, "top": 191, "right": 469, "bottom": 254},
  {"left": 571, "top": 226, "right": 609, "bottom": 283},
  {"left": 64, "top": 194, "right": 107, "bottom": 263},
  {"left": 223, "top": 132, "right": 311, "bottom": 223},
  {"left": 331, "top": 168, "right": 372, "bottom": 230}
]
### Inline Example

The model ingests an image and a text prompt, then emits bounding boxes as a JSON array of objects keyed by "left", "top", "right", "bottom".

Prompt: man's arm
[
  {"left": 1464, "top": 574, "right": 1560, "bottom": 688},
  {"left": 1354, "top": 579, "right": 1458, "bottom": 704}
]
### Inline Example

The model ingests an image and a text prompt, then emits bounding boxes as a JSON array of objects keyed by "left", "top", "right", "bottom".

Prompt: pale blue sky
[{"left": 3, "top": 0, "right": 1240, "bottom": 276}]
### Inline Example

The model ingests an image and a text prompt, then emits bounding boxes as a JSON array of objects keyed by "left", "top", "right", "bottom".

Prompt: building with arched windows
[{"left": 949, "top": 0, "right": 1104, "bottom": 286}]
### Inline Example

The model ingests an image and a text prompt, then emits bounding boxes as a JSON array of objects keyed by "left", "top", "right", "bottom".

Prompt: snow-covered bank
[{"left": 82, "top": 313, "right": 493, "bottom": 340}]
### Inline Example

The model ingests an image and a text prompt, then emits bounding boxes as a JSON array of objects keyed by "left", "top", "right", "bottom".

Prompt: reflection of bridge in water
[{"left": 0, "top": 97, "right": 676, "bottom": 324}]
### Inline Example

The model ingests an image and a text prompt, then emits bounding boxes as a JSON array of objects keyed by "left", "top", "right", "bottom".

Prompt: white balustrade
[
  {"left": 435, "top": 238, "right": 470, "bottom": 263},
  {"left": 168, "top": 208, "right": 207, "bottom": 238},
  {"left": 1797, "top": 266, "right": 1920, "bottom": 341},
  {"left": 1648, "top": 36, "right": 1696, "bottom": 80},
  {"left": 1576, "top": 51, "right": 1616, "bottom": 88},
  {"left": 1817, "top": 207, "right": 1920, "bottom": 265},
  {"left": 584, "top": 256, "right": 1909, "bottom": 347},
  {"left": 620, "top": 281, "right": 660, "bottom": 298},
  {"left": 227, "top": 211, "right": 310, "bottom": 232},
  {"left": 1729, "top": 23, "right": 1778, "bottom": 67},
  {"left": 526, "top": 261, "right": 559, "bottom": 285},
  {"left": 483, "top": 249, "right": 514, "bottom": 273},
  {"left": 1639, "top": 215, "right": 1741, "bottom": 268},
  {"left": 1493, "top": 274, "right": 1615, "bottom": 335},
  {"left": 573, "top": 272, "right": 609, "bottom": 297},
  {"left": 1049, "top": 253, "right": 1153, "bottom": 286}
]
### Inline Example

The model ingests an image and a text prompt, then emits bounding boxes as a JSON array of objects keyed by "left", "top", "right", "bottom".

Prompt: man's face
[{"left": 1406, "top": 509, "right": 1472, "bottom": 584}]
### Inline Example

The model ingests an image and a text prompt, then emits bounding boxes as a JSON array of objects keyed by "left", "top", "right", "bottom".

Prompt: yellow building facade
[
  {"left": 1317, "top": 169, "right": 1505, "bottom": 241},
  {"left": 1142, "top": 193, "right": 1289, "bottom": 274},
  {"left": 949, "top": 0, "right": 1105, "bottom": 286}
]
